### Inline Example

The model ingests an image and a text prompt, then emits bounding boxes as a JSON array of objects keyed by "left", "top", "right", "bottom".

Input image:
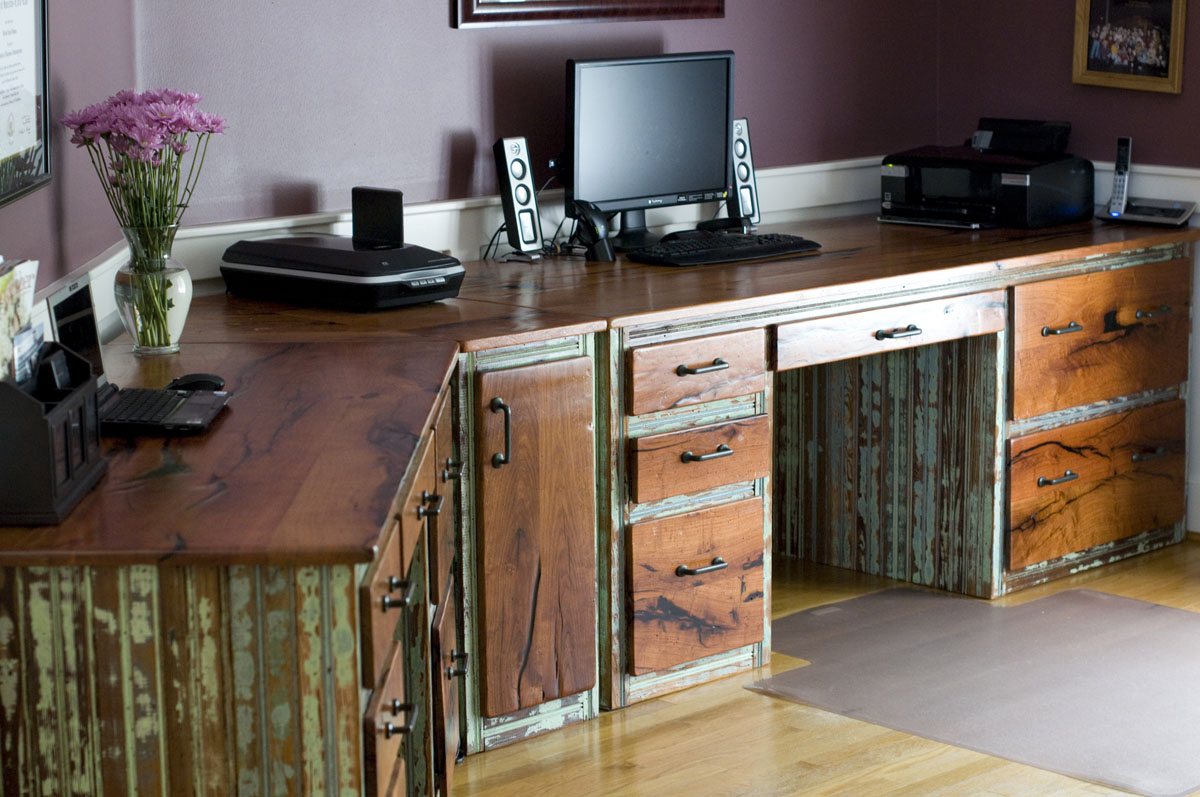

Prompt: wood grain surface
[
  {"left": 1012, "top": 258, "right": 1191, "bottom": 419},
  {"left": 1008, "top": 400, "right": 1186, "bottom": 570},
  {"left": 627, "top": 328, "right": 766, "bottom": 415},
  {"left": 474, "top": 357, "right": 597, "bottom": 718},
  {"left": 0, "top": 339, "right": 457, "bottom": 565},
  {"left": 628, "top": 498, "right": 764, "bottom": 675},
  {"left": 776, "top": 289, "right": 1006, "bottom": 369},
  {"left": 630, "top": 415, "right": 771, "bottom": 504}
]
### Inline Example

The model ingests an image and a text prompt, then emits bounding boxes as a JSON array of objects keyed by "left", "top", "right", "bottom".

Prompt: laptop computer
[{"left": 47, "top": 275, "right": 230, "bottom": 436}]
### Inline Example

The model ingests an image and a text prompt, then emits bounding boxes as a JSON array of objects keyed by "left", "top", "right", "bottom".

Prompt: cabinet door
[{"left": 474, "top": 357, "right": 597, "bottom": 718}]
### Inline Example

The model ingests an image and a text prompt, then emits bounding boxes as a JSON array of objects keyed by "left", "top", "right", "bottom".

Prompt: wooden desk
[{"left": 1, "top": 215, "right": 1195, "bottom": 795}]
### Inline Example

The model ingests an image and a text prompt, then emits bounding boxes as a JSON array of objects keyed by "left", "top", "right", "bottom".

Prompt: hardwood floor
[{"left": 454, "top": 536, "right": 1200, "bottom": 796}]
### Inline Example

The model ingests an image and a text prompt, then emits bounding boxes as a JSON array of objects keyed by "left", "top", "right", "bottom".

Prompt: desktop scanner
[{"left": 220, "top": 235, "right": 465, "bottom": 311}]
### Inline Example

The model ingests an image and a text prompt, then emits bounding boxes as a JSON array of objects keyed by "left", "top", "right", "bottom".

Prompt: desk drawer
[
  {"left": 629, "top": 498, "right": 764, "bottom": 675},
  {"left": 1012, "top": 259, "right": 1191, "bottom": 419},
  {"left": 775, "top": 290, "right": 1006, "bottom": 370},
  {"left": 631, "top": 415, "right": 770, "bottom": 504},
  {"left": 628, "top": 328, "right": 766, "bottom": 416},
  {"left": 394, "top": 438, "right": 437, "bottom": 576},
  {"left": 360, "top": 523, "right": 414, "bottom": 688},
  {"left": 363, "top": 642, "right": 411, "bottom": 797},
  {"left": 1008, "top": 399, "right": 1185, "bottom": 570}
]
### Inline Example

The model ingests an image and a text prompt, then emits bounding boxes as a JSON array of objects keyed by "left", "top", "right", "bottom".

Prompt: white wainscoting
[{"left": 32, "top": 156, "right": 1200, "bottom": 531}]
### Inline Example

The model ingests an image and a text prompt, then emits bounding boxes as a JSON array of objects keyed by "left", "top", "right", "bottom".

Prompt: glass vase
[{"left": 113, "top": 225, "right": 192, "bottom": 356}]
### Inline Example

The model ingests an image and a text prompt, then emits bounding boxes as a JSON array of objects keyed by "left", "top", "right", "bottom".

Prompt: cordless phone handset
[{"left": 1109, "top": 137, "right": 1132, "bottom": 217}]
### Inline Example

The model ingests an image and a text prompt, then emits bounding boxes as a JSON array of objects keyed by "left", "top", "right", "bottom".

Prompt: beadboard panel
[
  {"left": 773, "top": 336, "right": 1004, "bottom": 598},
  {"left": 0, "top": 564, "right": 361, "bottom": 796}
]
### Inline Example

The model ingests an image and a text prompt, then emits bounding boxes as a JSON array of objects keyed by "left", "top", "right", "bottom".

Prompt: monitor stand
[{"left": 609, "top": 209, "right": 660, "bottom": 251}]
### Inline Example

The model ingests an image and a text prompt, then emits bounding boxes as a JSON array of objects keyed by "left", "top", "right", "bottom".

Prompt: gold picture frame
[{"left": 1073, "top": 0, "right": 1185, "bottom": 93}]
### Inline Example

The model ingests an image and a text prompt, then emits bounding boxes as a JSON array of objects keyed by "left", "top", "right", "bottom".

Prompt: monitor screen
[{"left": 565, "top": 51, "right": 734, "bottom": 249}]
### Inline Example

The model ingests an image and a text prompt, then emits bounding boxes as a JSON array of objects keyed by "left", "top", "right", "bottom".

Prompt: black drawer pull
[
  {"left": 447, "top": 649, "right": 469, "bottom": 680},
  {"left": 417, "top": 491, "right": 445, "bottom": 519},
  {"left": 675, "top": 557, "right": 728, "bottom": 577},
  {"left": 681, "top": 444, "right": 733, "bottom": 463},
  {"left": 1037, "top": 470, "right": 1078, "bottom": 488},
  {"left": 1136, "top": 305, "right": 1172, "bottom": 320},
  {"left": 1041, "top": 321, "right": 1083, "bottom": 337},
  {"left": 676, "top": 357, "right": 729, "bottom": 376},
  {"left": 381, "top": 579, "right": 417, "bottom": 612},
  {"left": 442, "top": 458, "right": 462, "bottom": 482},
  {"left": 874, "top": 324, "right": 922, "bottom": 340},
  {"left": 1132, "top": 446, "right": 1169, "bottom": 463},
  {"left": 490, "top": 397, "right": 512, "bottom": 468},
  {"left": 383, "top": 701, "right": 415, "bottom": 738}
]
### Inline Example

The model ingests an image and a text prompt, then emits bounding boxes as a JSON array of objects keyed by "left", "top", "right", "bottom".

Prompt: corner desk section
[{"left": 0, "top": 215, "right": 1194, "bottom": 795}]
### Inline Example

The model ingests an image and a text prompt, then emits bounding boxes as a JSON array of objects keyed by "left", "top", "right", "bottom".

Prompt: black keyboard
[
  {"left": 627, "top": 231, "right": 821, "bottom": 267},
  {"left": 105, "top": 388, "right": 186, "bottom": 424}
]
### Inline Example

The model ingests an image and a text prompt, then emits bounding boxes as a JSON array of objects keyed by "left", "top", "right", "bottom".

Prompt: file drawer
[
  {"left": 628, "top": 328, "right": 766, "bottom": 416},
  {"left": 1008, "top": 399, "right": 1185, "bottom": 570},
  {"left": 630, "top": 414, "right": 770, "bottom": 504},
  {"left": 1011, "top": 259, "right": 1191, "bottom": 419},
  {"left": 775, "top": 290, "right": 1006, "bottom": 370},
  {"left": 628, "top": 498, "right": 764, "bottom": 675}
]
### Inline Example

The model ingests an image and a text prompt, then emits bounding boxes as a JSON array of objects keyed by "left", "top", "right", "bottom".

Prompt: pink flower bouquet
[{"left": 61, "top": 89, "right": 225, "bottom": 235}]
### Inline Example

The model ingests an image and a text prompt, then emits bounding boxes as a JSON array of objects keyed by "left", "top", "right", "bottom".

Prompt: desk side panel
[{"left": 0, "top": 563, "right": 362, "bottom": 796}]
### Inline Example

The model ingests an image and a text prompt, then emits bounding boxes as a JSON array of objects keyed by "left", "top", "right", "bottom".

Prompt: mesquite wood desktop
[{"left": 1, "top": 215, "right": 1193, "bottom": 795}]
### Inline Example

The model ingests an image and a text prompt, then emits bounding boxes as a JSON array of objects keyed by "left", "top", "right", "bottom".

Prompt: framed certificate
[{"left": 0, "top": 0, "right": 49, "bottom": 207}]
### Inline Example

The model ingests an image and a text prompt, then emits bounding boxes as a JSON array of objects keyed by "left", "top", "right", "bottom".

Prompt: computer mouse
[{"left": 166, "top": 373, "right": 226, "bottom": 392}]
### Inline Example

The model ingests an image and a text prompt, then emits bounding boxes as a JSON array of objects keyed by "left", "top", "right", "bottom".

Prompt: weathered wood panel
[
  {"left": 1012, "top": 258, "right": 1191, "bottom": 419},
  {"left": 630, "top": 415, "right": 771, "bottom": 504},
  {"left": 628, "top": 498, "right": 764, "bottom": 675},
  {"left": 627, "top": 328, "right": 766, "bottom": 416},
  {"left": 475, "top": 357, "right": 597, "bottom": 718},
  {"left": 1008, "top": 400, "right": 1186, "bottom": 570},
  {"left": 775, "top": 336, "right": 1000, "bottom": 597},
  {"left": 0, "top": 563, "right": 362, "bottom": 796}
]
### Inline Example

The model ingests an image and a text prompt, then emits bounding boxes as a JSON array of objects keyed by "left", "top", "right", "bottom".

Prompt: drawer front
[
  {"left": 395, "top": 437, "right": 437, "bottom": 576},
  {"left": 1008, "top": 399, "right": 1185, "bottom": 570},
  {"left": 629, "top": 498, "right": 764, "bottom": 675},
  {"left": 775, "top": 290, "right": 1006, "bottom": 370},
  {"left": 430, "top": 390, "right": 457, "bottom": 605},
  {"left": 360, "top": 522, "right": 412, "bottom": 688},
  {"left": 1012, "top": 259, "right": 1191, "bottom": 419},
  {"left": 628, "top": 328, "right": 766, "bottom": 416},
  {"left": 363, "top": 642, "right": 411, "bottom": 797},
  {"left": 631, "top": 414, "right": 770, "bottom": 504}
]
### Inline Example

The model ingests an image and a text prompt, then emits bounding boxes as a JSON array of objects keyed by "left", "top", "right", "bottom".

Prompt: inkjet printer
[
  {"left": 880, "top": 118, "right": 1094, "bottom": 229},
  {"left": 220, "top": 235, "right": 465, "bottom": 311}
]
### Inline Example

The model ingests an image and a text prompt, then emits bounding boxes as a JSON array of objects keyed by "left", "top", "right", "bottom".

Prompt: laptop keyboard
[{"left": 106, "top": 388, "right": 186, "bottom": 424}]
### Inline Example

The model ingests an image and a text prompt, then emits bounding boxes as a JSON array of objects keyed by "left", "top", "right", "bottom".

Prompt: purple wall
[
  {"left": 6, "top": 1, "right": 1200, "bottom": 290},
  {"left": 0, "top": 3, "right": 135, "bottom": 290},
  {"left": 936, "top": 2, "right": 1200, "bottom": 165}
]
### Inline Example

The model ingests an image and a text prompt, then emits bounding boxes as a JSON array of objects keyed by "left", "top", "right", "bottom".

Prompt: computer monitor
[{"left": 565, "top": 50, "right": 735, "bottom": 250}]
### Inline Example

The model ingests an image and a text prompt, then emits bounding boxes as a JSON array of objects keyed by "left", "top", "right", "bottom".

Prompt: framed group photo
[{"left": 1073, "top": 0, "right": 1186, "bottom": 93}]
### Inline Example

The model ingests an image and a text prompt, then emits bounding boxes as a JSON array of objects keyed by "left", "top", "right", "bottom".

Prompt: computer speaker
[
  {"left": 493, "top": 136, "right": 544, "bottom": 258},
  {"left": 351, "top": 186, "right": 405, "bottom": 247},
  {"left": 727, "top": 117, "right": 761, "bottom": 227}
]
